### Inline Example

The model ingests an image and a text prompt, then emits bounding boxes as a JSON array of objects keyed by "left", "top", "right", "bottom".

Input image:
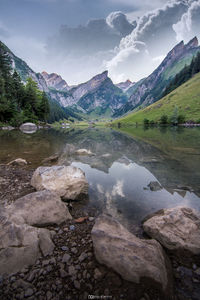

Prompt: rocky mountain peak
[
  {"left": 41, "top": 71, "right": 70, "bottom": 91},
  {"left": 168, "top": 40, "right": 185, "bottom": 58},
  {"left": 92, "top": 70, "right": 108, "bottom": 82},
  {"left": 185, "top": 36, "right": 199, "bottom": 50},
  {"left": 116, "top": 79, "right": 134, "bottom": 92}
]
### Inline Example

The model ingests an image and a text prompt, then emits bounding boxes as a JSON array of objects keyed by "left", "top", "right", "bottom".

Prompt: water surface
[{"left": 0, "top": 127, "right": 200, "bottom": 231}]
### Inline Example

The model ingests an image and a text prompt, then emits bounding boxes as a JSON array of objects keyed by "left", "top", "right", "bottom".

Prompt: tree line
[
  {"left": 0, "top": 42, "right": 50, "bottom": 126},
  {"left": 162, "top": 51, "right": 200, "bottom": 98}
]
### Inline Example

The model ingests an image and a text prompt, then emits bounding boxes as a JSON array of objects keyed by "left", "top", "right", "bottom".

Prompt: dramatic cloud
[
  {"left": 47, "top": 12, "right": 134, "bottom": 57},
  {"left": 105, "top": 0, "right": 198, "bottom": 82},
  {"left": 45, "top": 11, "right": 136, "bottom": 83},
  {"left": 1, "top": 0, "right": 200, "bottom": 85},
  {"left": 173, "top": 0, "right": 200, "bottom": 41}
]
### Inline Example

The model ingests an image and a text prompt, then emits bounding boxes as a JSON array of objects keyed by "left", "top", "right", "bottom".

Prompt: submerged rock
[
  {"left": 92, "top": 214, "right": 172, "bottom": 294},
  {"left": 148, "top": 181, "right": 162, "bottom": 191},
  {"left": 31, "top": 165, "right": 88, "bottom": 200},
  {"left": 8, "top": 190, "right": 72, "bottom": 226},
  {"left": 7, "top": 158, "right": 27, "bottom": 166},
  {"left": 75, "top": 149, "right": 95, "bottom": 156},
  {"left": 143, "top": 206, "right": 200, "bottom": 257},
  {"left": 42, "top": 154, "right": 59, "bottom": 165}
]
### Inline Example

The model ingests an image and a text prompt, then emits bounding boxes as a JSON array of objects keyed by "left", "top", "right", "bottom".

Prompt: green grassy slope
[{"left": 113, "top": 72, "right": 200, "bottom": 125}]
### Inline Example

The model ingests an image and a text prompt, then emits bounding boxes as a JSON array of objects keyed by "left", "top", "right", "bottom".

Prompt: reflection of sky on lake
[{"left": 72, "top": 161, "right": 200, "bottom": 230}]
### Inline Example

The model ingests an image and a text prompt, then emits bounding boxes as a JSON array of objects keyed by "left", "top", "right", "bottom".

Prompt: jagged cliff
[{"left": 41, "top": 71, "right": 70, "bottom": 91}]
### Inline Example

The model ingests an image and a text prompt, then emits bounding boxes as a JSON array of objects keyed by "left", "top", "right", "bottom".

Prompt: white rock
[
  {"left": 7, "top": 158, "right": 27, "bottom": 166},
  {"left": 75, "top": 149, "right": 95, "bottom": 156},
  {"left": 31, "top": 165, "right": 88, "bottom": 200}
]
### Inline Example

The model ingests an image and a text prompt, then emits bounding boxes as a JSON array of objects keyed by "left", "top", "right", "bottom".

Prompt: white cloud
[
  {"left": 173, "top": 0, "right": 200, "bottom": 41},
  {"left": 111, "top": 180, "right": 125, "bottom": 197}
]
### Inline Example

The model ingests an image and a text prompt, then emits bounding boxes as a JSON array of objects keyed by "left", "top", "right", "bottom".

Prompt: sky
[{"left": 0, "top": 0, "right": 200, "bottom": 85}]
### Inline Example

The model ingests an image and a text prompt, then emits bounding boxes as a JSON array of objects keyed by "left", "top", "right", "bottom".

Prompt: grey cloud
[
  {"left": 106, "top": 11, "right": 136, "bottom": 36},
  {"left": 46, "top": 11, "right": 134, "bottom": 57}
]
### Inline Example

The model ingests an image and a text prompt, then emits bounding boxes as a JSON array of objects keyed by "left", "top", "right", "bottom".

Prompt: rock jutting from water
[
  {"left": 31, "top": 165, "right": 89, "bottom": 200},
  {"left": 91, "top": 214, "right": 173, "bottom": 297},
  {"left": 143, "top": 206, "right": 200, "bottom": 259},
  {"left": 7, "top": 158, "right": 28, "bottom": 166},
  {"left": 19, "top": 122, "right": 37, "bottom": 134}
]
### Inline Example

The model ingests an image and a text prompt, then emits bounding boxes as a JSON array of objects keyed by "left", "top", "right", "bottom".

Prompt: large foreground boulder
[
  {"left": 92, "top": 214, "right": 172, "bottom": 295},
  {"left": 0, "top": 217, "right": 54, "bottom": 275},
  {"left": 31, "top": 165, "right": 88, "bottom": 200},
  {"left": 8, "top": 190, "right": 72, "bottom": 226},
  {"left": 143, "top": 206, "right": 200, "bottom": 257}
]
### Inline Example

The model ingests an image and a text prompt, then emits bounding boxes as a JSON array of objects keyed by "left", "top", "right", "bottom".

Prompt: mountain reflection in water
[{"left": 0, "top": 127, "right": 199, "bottom": 231}]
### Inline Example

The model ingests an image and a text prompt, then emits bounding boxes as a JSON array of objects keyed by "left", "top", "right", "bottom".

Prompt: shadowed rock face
[
  {"left": 92, "top": 214, "right": 173, "bottom": 296},
  {"left": 143, "top": 206, "right": 200, "bottom": 258}
]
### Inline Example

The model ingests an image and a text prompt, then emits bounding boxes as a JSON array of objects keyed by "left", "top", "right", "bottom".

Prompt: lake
[{"left": 0, "top": 126, "right": 200, "bottom": 233}]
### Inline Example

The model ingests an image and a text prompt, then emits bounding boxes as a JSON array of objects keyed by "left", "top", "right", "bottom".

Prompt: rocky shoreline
[{"left": 0, "top": 163, "right": 200, "bottom": 300}]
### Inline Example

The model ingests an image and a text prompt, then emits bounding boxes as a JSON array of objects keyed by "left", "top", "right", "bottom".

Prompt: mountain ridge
[{"left": 114, "top": 37, "right": 200, "bottom": 117}]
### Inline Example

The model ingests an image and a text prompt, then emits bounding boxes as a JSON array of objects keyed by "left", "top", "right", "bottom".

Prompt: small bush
[
  {"left": 160, "top": 114, "right": 168, "bottom": 125},
  {"left": 177, "top": 114, "right": 185, "bottom": 124},
  {"left": 143, "top": 118, "right": 149, "bottom": 126}
]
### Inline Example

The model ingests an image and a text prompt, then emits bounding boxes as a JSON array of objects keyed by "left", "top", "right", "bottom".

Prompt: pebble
[
  {"left": 73, "top": 280, "right": 80, "bottom": 289},
  {"left": 42, "top": 260, "right": 50, "bottom": 266},
  {"left": 89, "top": 217, "right": 94, "bottom": 222},
  {"left": 194, "top": 268, "right": 200, "bottom": 276},
  {"left": 79, "top": 252, "right": 88, "bottom": 262},
  {"left": 68, "top": 266, "right": 77, "bottom": 277},
  {"left": 61, "top": 246, "right": 69, "bottom": 251},
  {"left": 46, "top": 265, "right": 52, "bottom": 272},
  {"left": 27, "top": 270, "right": 37, "bottom": 282},
  {"left": 94, "top": 268, "right": 102, "bottom": 280},
  {"left": 46, "top": 291, "right": 52, "bottom": 300},
  {"left": 70, "top": 225, "right": 75, "bottom": 231},
  {"left": 62, "top": 254, "right": 71, "bottom": 263},
  {"left": 193, "top": 264, "right": 197, "bottom": 270},
  {"left": 58, "top": 229, "right": 63, "bottom": 234},
  {"left": 24, "top": 288, "right": 34, "bottom": 297},
  {"left": 60, "top": 269, "right": 68, "bottom": 278},
  {"left": 71, "top": 247, "right": 78, "bottom": 254}
]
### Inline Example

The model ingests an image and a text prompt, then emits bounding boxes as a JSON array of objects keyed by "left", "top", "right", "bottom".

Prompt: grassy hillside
[{"left": 112, "top": 72, "right": 200, "bottom": 125}]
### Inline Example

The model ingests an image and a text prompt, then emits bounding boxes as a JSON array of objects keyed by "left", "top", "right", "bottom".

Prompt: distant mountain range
[{"left": 1, "top": 36, "right": 200, "bottom": 120}]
